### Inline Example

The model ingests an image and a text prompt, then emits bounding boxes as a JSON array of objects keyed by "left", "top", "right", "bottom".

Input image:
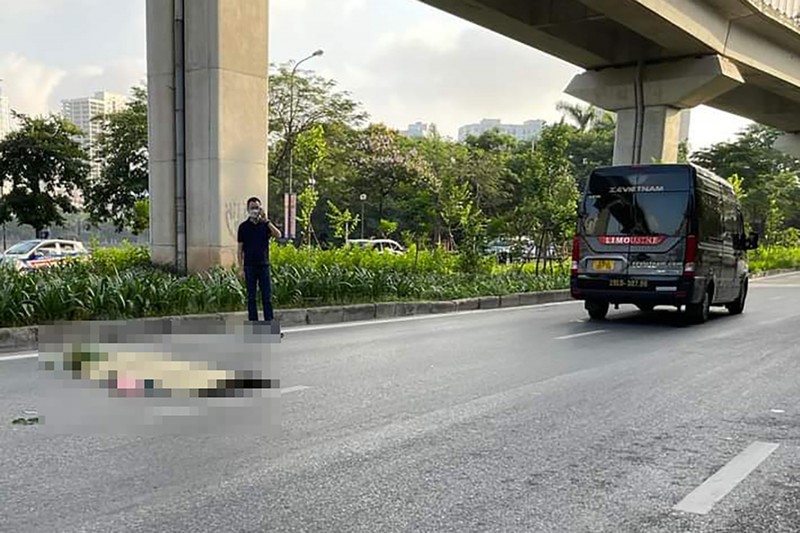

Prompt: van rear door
[
  {"left": 579, "top": 166, "right": 693, "bottom": 290},
  {"left": 579, "top": 172, "right": 636, "bottom": 284},
  {"left": 626, "top": 170, "right": 691, "bottom": 281}
]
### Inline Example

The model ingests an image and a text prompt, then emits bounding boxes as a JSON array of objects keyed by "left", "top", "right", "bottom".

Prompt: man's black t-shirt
[{"left": 237, "top": 220, "right": 270, "bottom": 266}]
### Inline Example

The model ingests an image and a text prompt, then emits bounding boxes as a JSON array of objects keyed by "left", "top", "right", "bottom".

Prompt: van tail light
[
  {"left": 571, "top": 236, "right": 580, "bottom": 276},
  {"left": 684, "top": 234, "right": 697, "bottom": 277}
]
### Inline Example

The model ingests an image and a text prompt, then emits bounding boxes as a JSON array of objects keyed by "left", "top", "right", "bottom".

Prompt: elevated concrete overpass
[
  {"left": 419, "top": 0, "right": 800, "bottom": 162},
  {"left": 145, "top": 0, "right": 800, "bottom": 272}
]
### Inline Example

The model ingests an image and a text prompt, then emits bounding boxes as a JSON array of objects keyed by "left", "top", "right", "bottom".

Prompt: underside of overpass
[{"left": 419, "top": 0, "right": 800, "bottom": 161}]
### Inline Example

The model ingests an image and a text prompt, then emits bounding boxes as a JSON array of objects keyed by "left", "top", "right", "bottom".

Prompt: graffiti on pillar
[{"left": 225, "top": 200, "right": 246, "bottom": 240}]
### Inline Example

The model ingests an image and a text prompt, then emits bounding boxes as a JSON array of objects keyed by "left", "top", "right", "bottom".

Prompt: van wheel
[
  {"left": 726, "top": 280, "right": 748, "bottom": 315},
  {"left": 686, "top": 290, "right": 711, "bottom": 324},
  {"left": 586, "top": 300, "right": 609, "bottom": 321},
  {"left": 636, "top": 304, "right": 655, "bottom": 313}
]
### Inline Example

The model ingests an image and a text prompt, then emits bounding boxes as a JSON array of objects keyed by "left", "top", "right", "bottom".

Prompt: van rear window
[
  {"left": 582, "top": 167, "right": 691, "bottom": 237},
  {"left": 587, "top": 166, "right": 692, "bottom": 193}
]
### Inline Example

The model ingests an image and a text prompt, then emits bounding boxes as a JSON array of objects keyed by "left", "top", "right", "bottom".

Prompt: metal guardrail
[{"left": 761, "top": 0, "right": 800, "bottom": 24}]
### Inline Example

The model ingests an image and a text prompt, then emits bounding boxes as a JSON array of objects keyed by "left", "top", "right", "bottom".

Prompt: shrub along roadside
[
  {"left": 0, "top": 243, "right": 569, "bottom": 328},
  {"left": 1, "top": 242, "right": 796, "bottom": 329},
  {"left": 748, "top": 246, "right": 800, "bottom": 274}
]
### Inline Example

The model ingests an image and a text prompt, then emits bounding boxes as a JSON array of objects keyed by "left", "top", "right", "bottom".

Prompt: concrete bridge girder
[
  {"left": 565, "top": 55, "right": 745, "bottom": 164},
  {"left": 420, "top": 0, "right": 800, "bottom": 160}
]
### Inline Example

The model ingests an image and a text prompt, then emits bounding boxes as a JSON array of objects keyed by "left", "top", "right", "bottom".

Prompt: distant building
[
  {"left": 400, "top": 122, "right": 434, "bottom": 139},
  {"left": 458, "top": 118, "right": 545, "bottom": 143},
  {"left": 0, "top": 82, "right": 11, "bottom": 141},
  {"left": 61, "top": 91, "right": 129, "bottom": 180}
]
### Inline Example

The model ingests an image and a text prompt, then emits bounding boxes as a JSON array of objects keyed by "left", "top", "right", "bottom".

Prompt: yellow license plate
[{"left": 592, "top": 260, "right": 616, "bottom": 272}]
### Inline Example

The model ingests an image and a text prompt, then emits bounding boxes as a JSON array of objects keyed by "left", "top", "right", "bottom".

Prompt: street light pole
[
  {"left": 287, "top": 49, "right": 323, "bottom": 243},
  {"left": 359, "top": 193, "right": 367, "bottom": 239}
]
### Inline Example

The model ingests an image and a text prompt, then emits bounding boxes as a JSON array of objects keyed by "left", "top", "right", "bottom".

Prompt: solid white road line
[
  {"left": 0, "top": 352, "right": 38, "bottom": 362},
  {"left": 555, "top": 330, "right": 607, "bottom": 341},
  {"left": 0, "top": 300, "right": 585, "bottom": 361},
  {"left": 751, "top": 271, "right": 800, "bottom": 283},
  {"left": 285, "top": 300, "right": 581, "bottom": 334},
  {"left": 281, "top": 385, "right": 311, "bottom": 395},
  {"left": 673, "top": 441, "right": 780, "bottom": 516}
]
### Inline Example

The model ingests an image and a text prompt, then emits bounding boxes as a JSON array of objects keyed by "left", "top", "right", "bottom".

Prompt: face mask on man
[{"left": 249, "top": 207, "right": 261, "bottom": 220}]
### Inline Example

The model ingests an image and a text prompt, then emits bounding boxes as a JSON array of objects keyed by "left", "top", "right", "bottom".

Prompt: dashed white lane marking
[
  {"left": 281, "top": 385, "right": 311, "bottom": 395},
  {"left": 0, "top": 352, "right": 38, "bottom": 363},
  {"left": 674, "top": 441, "right": 780, "bottom": 516},
  {"left": 555, "top": 330, "right": 607, "bottom": 341}
]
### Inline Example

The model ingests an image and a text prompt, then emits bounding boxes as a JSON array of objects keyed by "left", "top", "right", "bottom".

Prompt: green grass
[{"left": 0, "top": 242, "right": 569, "bottom": 328}]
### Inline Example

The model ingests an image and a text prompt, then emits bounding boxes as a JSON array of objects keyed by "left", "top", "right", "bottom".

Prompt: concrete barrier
[
  {"left": 342, "top": 304, "right": 377, "bottom": 323},
  {"left": 430, "top": 301, "right": 457, "bottom": 314},
  {"left": 500, "top": 293, "right": 522, "bottom": 308},
  {"left": 479, "top": 296, "right": 500, "bottom": 310},
  {"left": 306, "top": 306, "right": 345, "bottom": 325},
  {"left": 405, "top": 302, "right": 432, "bottom": 316},
  {"left": 375, "top": 302, "right": 398, "bottom": 319},
  {"left": 276, "top": 308, "right": 308, "bottom": 327},
  {"left": 0, "top": 326, "right": 37, "bottom": 354},
  {"left": 454, "top": 298, "right": 480, "bottom": 312}
]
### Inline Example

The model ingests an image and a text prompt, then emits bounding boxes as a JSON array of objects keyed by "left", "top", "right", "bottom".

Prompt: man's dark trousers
[{"left": 244, "top": 264, "right": 274, "bottom": 322}]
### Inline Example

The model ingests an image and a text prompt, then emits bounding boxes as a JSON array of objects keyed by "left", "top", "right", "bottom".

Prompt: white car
[
  {"left": 1, "top": 239, "right": 89, "bottom": 271},
  {"left": 347, "top": 239, "right": 406, "bottom": 255}
]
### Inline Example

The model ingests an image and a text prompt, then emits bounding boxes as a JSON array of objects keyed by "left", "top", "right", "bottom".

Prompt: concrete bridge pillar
[
  {"left": 566, "top": 55, "right": 744, "bottom": 165},
  {"left": 146, "top": 0, "right": 269, "bottom": 272},
  {"left": 775, "top": 133, "right": 800, "bottom": 159}
]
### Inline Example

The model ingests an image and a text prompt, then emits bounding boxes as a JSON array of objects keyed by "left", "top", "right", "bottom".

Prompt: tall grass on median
[
  {"left": 0, "top": 242, "right": 570, "bottom": 328},
  {"left": 748, "top": 246, "right": 800, "bottom": 274}
]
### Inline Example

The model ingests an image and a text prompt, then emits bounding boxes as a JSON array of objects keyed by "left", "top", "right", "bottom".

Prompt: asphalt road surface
[{"left": 1, "top": 273, "right": 800, "bottom": 532}]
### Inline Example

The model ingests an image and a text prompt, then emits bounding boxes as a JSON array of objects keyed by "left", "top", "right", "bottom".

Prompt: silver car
[{"left": 1, "top": 239, "right": 89, "bottom": 271}]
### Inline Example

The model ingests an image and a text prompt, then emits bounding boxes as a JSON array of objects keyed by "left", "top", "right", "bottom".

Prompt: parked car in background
[
  {"left": 347, "top": 239, "right": 406, "bottom": 255},
  {"left": 485, "top": 239, "right": 513, "bottom": 263},
  {"left": 1, "top": 239, "right": 89, "bottom": 272}
]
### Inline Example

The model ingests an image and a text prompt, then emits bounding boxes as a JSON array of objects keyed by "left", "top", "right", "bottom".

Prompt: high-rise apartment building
[
  {"left": 61, "top": 91, "right": 129, "bottom": 180},
  {"left": 458, "top": 119, "right": 545, "bottom": 143},
  {"left": 400, "top": 122, "right": 434, "bottom": 139},
  {"left": 0, "top": 82, "right": 11, "bottom": 141}
]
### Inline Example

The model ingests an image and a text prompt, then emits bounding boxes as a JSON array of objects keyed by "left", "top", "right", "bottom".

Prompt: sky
[{"left": 0, "top": 0, "right": 753, "bottom": 151}]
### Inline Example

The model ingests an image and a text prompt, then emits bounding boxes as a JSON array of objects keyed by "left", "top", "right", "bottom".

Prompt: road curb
[
  {"left": 3, "top": 267, "right": 793, "bottom": 353},
  {"left": 0, "top": 291, "right": 569, "bottom": 354}
]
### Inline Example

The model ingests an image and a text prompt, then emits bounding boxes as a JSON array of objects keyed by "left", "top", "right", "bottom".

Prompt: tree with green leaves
[
  {"left": 528, "top": 123, "right": 580, "bottom": 272},
  {"left": 325, "top": 200, "right": 359, "bottom": 243},
  {"left": 84, "top": 86, "right": 149, "bottom": 234},
  {"left": 564, "top": 116, "right": 615, "bottom": 190},
  {"left": 350, "top": 124, "right": 432, "bottom": 226},
  {"left": 556, "top": 100, "right": 600, "bottom": 132},
  {"left": 692, "top": 124, "right": 800, "bottom": 233},
  {"left": 0, "top": 113, "right": 89, "bottom": 237},
  {"left": 268, "top": 63, "right": 367, "bottom": 191},
  {"left": 297, "top": 186, "right": 320, "bottom": 247}
]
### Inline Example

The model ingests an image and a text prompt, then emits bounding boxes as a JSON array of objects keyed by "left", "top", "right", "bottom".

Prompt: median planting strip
[
  {"left": 0, "top": 290, "right": 571, "bottom": 354},
  {"left": 0, "top": 268, "right": 794, "bottom": 355}
]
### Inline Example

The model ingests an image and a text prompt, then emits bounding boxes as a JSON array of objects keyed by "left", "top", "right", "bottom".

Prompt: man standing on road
[{"left": 237, "top": 197, "right": 282, "bottom": 324}]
